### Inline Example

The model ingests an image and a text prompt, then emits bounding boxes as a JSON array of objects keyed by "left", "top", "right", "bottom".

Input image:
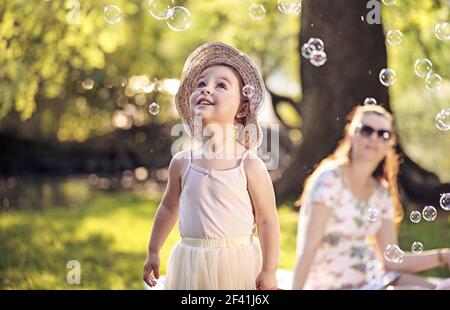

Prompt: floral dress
[{"left": 297, "top": 164, "right": 394, "bottom": 290}]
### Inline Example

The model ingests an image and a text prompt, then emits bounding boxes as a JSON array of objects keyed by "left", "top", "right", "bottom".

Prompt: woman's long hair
[{"left": 295, "top": 104, "right": 404, "bottom": 224}]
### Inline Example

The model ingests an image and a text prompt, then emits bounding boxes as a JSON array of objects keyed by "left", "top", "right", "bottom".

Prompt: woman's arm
[
  {"left": 375, "top": 219, "right": 450, "bottom": 273},
  {"left": 143, "top": 153, "right": 186, "bottom": 287},
  {"left": 291, "top": 202, "right": 331, "bottom": 289},
  {"left": 245, "top": 156, "right": 280, "bottom": 290}
]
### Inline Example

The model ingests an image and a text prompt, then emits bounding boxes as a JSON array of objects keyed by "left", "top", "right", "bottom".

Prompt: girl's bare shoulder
[{"left": 169, "top": 149, "right": 191, "bottom": 177}]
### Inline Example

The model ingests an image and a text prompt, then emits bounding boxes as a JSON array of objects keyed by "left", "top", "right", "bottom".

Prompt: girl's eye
[
  {"left": 197, "top": 81, "right": 205, "bottom": 88},
  {"left": 217, "top": 82, "right": 227, "bottom": 89}
]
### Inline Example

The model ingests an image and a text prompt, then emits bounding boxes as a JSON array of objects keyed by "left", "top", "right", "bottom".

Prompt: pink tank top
[{"left": 178, "top": 148, "right": 255, "bottom": 239}]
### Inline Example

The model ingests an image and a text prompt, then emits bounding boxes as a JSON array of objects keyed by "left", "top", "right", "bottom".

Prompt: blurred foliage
[
  {"left": 0, "top": 0, "right": 299, "bottom": 138},
  {"left": 382, "top": 0, "right": 450, "bottom": 181},
  {"left": 0, "top": 0, "right": 449, "bottom": 179}
]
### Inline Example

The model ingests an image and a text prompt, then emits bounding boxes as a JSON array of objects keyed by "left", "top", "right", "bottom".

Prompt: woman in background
[{"left": 292, "top": 104, "right": 449, "bottom": 290}]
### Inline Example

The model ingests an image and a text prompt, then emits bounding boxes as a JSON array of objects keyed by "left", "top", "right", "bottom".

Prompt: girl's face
[
  {"left": 350, "top": 113, "right": 395, "bottom": 164},
  {"left": 189, "top": 65, "right": 244, "bottom": 127}
]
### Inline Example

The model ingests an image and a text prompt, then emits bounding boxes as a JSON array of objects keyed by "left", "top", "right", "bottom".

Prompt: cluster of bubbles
[
  {"left": 104, "top": 1, "right": 192, "bottom": 32},
  {"left": 414, "top": 59, "right": 446, "bottom": 132},
  {"left": 147, "top": 0, "right": 192, "bottom": 32},
  {"left": 435, "top": 108, "right": 450, "bottom": 131},
  {"left": 385, "top": 241, "right": 424, "bottom": 261},
  {"left": 414, "top": 58, "right": 442, "bottom": 92},
  {"left": 301, "top": 38, "right": 327, "bottom": 67},
  {"left": 249, "top": 1, "right": 302, "bottom": 20},
  {"left": 378, "top": 0, "right": 403, "bottom": 87},
  {"left": 404, "top": 193, "right": 450, "bottom": 258},
  {"left": 384, "top": 244, "right": 405, "bottom": 263}
]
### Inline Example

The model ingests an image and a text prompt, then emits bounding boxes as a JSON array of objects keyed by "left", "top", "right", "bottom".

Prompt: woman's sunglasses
[{"left": 356, "top": 124, "right": 392, "bottom": 141}]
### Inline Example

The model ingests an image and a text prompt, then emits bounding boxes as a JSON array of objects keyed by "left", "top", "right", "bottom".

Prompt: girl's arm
[
  {"left": 375, "top": 219, "right": 450, "bottom": 273},
  {"left": 291, "top": 202, "right": 331, "bottom": 290},
  {"left": 143, "top": 153, "right": 186, "bottom": 287},
  {"left": 245, "top": 156, "right": 280, "bottom": 290}
]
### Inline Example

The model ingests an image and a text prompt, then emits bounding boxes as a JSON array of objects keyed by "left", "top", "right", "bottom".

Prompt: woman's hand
[
  {"left": 435, "top": 279, "right": 450, "bottom": 290},
  {"left": 255, "top": 271, "right": 278, "bottom": 290},
  {"left": 143, "top": 252, "right": 160, "bottom": 287},
  {"left": 442, "top": 249, "right": 450, "bottom": 270}
]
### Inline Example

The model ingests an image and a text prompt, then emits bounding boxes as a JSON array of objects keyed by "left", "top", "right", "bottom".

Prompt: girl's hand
[
  {"left": 143, "top": 252, "right": 160, "bottom": 287},
  {"left": 255, "top": 271, "right": 278, "bottom": 290}
]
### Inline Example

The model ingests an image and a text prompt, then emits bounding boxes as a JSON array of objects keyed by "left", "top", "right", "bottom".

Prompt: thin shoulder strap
[
  {"left": 239, "top": 150, "right": 251, "bottom": 179},
  {"left": 180, "top": 149, "right": 192, "bottom": 188}
]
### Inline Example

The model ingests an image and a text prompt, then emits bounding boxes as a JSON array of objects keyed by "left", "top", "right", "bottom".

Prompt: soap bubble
[
  {"left": 310, "top": 50, "right": 327, "bottom": 67},
  {"left": 166, "top": 6, "right": 191, "bottom": 32},
  {"left": 365, "top": 207, "right": 379, "bottom": 222},
  {"left": 147, "top": 0, "right": 175, "bottom": 20},
  {"left": 363, "top": 97, "right": 377, "bottom": 106},
  {"left": 435, "top": 22, "right": 450, "bottom": 41},
  {"left": 439, "top": 193, "right": 450, "bottom": 211},
  {"left": 82, "top": 78, "right": 94, "bottom": 90},
  {"left": 242, "top": 85, "right": 255, "bottom": 98},
  {"left": 249, "top": 3, "right": 266, "bottom": 20},
  {"left": 148, "top": 102, "right": 160, "bottom": 115},
  {"left": 386, "top": 30, "right": 403, "bottom": 45},
  {"left": 414, "top": 59, "right": 432, "bottom": 78},
  {"left": 422, "top": 205, "right": 437, "bottom": 221},
  {"left": 411, "top": 242, "right": 423, "bottom": 254},
  {"left": 409, "top": 210, "right": 421, "bottom": 223},
  {"left": 435, "top": 109, "right": 450, "bottom": 131},
  {"left": 379, "top": 68, "right": 396, "bottom": 87},
  {"left": 384, "top": 244, "right": 404, "bottom": 263},
  {"left": 307, "top": 38, "right": 324, "bottom": 53},
  {"left": 104, "top": 5, "right": 121, "bottom": 24},
  {"left": 425, "top": 73, "right": 442, "bottom": 92},
  {"left": 382, "top": 0, "right": 397, "bottom": 6},
  {"left": 301, "top": 43, "right": 312, "bottom": 59},
  {"left": 277, "top": 0, "right": 302, "bottom": 15}
]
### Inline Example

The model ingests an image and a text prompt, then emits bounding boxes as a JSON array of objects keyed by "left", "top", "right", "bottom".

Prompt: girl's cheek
[{"left": 189, "top": 92, "right": 198, "bottom": 107}]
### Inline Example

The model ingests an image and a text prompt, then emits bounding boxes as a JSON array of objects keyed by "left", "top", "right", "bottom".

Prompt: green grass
[
  {"left": 0, "top": 192, "right": 180, "bottom": 289},
  {"left": 0, "top": 193, "right": 448, "bottom": 289}
]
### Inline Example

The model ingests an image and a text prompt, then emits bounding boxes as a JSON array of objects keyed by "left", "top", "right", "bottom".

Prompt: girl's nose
[{"left": 201, "top": 87, "right": 212, "bottom": 95}]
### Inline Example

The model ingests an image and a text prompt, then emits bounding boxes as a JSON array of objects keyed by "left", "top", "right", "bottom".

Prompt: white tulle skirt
[{"left": 164, "top": 235, "right": 262, "bottom": 290}]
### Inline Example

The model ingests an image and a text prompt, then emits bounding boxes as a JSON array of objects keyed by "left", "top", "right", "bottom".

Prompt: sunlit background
[{"left": 0, "top": 0, "right": 449, "bottom": 289}]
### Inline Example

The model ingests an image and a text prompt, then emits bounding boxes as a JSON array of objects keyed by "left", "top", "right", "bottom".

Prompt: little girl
[{"left": 142, "top": 42, "right": 280, "bottom": 290}]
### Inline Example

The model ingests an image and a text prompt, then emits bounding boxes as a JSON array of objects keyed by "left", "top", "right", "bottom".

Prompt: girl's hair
[{"left": 295, "top": 104, "right": 404, "bottom": 223}]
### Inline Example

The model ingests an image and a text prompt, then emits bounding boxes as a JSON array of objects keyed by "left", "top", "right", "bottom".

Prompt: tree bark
[{"left": 273, "top": 0, "right": 450, "bottom": 206}]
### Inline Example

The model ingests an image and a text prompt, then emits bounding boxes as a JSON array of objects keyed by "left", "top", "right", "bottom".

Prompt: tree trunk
[{"left": 273, "top": 0, "right": 450, "bottom": 206}]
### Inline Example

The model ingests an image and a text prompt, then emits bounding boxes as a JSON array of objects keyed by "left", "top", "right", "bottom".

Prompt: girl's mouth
[{"left": 196, "top": 98, "right": 214, "bottom": 106}]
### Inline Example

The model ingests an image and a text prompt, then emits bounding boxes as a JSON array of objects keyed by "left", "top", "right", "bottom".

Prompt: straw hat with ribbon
[{"left": 175, "top": 42, "right": 265, "bottom": 150}]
